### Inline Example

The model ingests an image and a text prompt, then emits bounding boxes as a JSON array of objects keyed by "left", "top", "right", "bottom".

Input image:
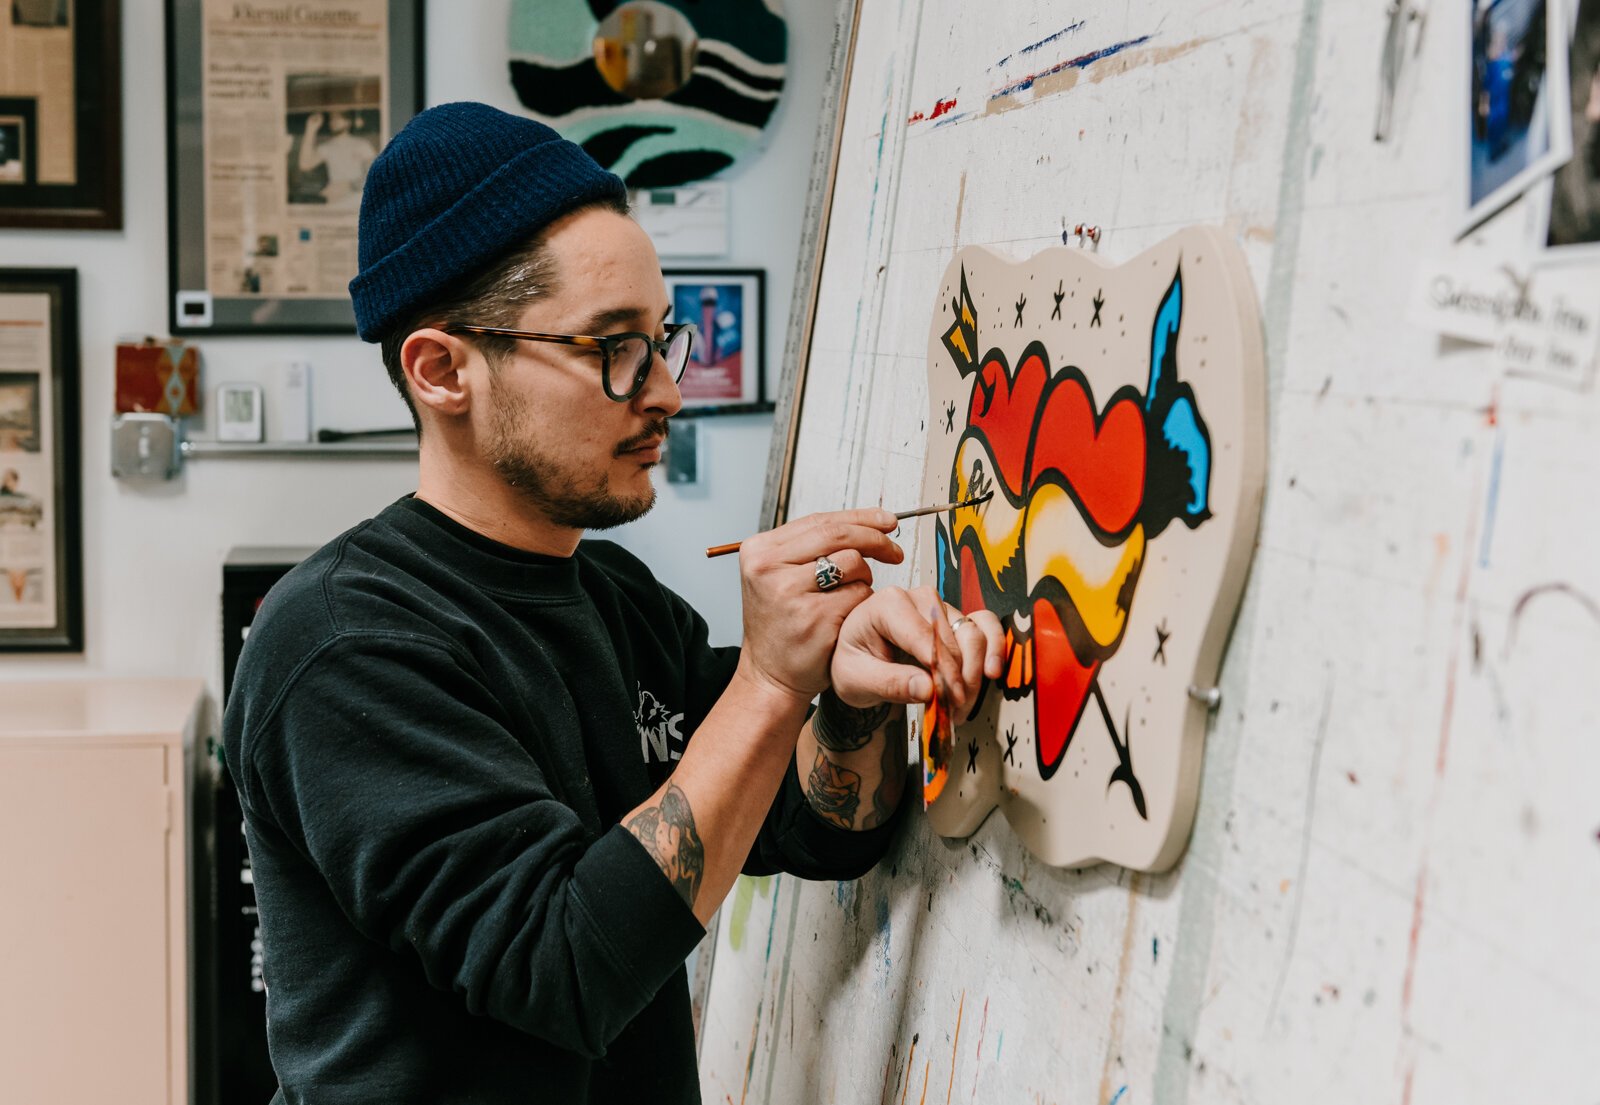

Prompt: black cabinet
[{"left": 193, "top": 547, "right": 313, "bottom": 1105}]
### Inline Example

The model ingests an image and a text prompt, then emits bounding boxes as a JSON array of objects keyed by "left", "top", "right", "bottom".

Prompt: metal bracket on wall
[{"left": 111, "top": 413, "right": 418, "bottom": 480}]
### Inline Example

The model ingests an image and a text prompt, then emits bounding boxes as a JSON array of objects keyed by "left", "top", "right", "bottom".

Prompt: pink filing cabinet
[{"left": 0, "top": 678, "right": 203, "bottom": 1105}]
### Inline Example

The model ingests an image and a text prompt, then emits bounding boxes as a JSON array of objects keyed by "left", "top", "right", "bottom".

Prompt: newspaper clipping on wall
[
  {"left": 201, "top": 0, "right": 389, "bottom": 299},
  {"left": 0, "top": 291, "right": 57, "bottom": 631},
  {"left": 0, "top": 0, "right": 76, "bottom": 189}
]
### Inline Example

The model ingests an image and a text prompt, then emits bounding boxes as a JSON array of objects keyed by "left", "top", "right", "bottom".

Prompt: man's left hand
[{"left": 829, "top": 587, "right": 1004, "bottom": 713}]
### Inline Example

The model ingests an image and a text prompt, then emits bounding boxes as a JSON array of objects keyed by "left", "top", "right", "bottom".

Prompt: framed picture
[
  {"left": 664, "top": 268, "right": 770, "bottom": 414},
  {"left": 0, "top": 268, "right": 82, "bottom": 652},
  {"left": 1464, "top": 0, "right": 1573, "bottom": 234},
  {"left": 0, "top": 0, "right": 122, "bottom": 229},
  {"left": 1532, "top": 0, "right": 1600, "bottom": 256},
  {"left": 166, "top": 0, "right": 425, "bottom": 334}
]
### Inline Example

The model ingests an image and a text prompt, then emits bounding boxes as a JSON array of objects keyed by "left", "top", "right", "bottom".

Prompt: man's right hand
[{"left": 735, "top": 508, "right": 904, "bottom": 704}]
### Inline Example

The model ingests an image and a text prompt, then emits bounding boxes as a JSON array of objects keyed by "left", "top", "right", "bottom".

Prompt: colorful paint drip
[{"left": 921, "top": 607, "right": 956, "bottom": 807}]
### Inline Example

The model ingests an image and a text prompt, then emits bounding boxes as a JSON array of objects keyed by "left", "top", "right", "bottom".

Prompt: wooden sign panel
[{"left": 919, "top": 226, "right": 1267, "bottom": 871}]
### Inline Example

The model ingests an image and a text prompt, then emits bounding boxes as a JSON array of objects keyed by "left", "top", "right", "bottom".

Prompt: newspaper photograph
[
  {"left": 201, "top": 0, "right": 389, "bottom": 299},
  {"left": 0, "top": 291, "right": 57, "bottom": 630}
]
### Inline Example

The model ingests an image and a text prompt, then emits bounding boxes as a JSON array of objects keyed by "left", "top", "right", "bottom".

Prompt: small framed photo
[
  {"left": 664, "top": 268, "right": 771, "bottom": 414},
  {"left": 0, "top": 268, "right": 82, "bottom": 652},
  {"left": 1465, "top": 0, "right": 1574, "bottom": 234},
  {"left": 0, "top": 1, "right": 122, "bottom": 228}
]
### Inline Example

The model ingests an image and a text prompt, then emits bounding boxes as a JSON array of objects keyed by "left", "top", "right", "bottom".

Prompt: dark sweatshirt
[{"left": 223, "top": 497, "right": 899, "bottom": 1104}]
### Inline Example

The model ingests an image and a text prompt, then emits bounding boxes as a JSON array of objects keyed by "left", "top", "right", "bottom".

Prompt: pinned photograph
[
  {"left": 1466, "top": 0, "right": 1573, "bottom": 232},
  {"left": 1540, "top": 0, "right": 1600, "bottom": 252}
]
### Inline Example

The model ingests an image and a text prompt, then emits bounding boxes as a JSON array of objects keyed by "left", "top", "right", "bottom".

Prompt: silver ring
[
  {"left": 815, "top": 555, "right": 845, "bottom": 592},
  {"left": 950, "top": 614, "right": 975, "bottom": 632}
]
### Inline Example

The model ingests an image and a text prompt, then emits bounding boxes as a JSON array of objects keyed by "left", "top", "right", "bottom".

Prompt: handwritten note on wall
[{"left": 1409, "top": 259, "right": 1600, "bottom": 389}]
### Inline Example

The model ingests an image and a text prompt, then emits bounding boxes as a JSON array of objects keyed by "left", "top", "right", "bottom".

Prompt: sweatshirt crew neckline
[{"left": 393, "top": 495, "right": 585, "bottom": 600}]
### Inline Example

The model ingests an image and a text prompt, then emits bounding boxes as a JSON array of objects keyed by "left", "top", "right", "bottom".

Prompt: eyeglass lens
[{"left": 607, "top": 328, "right": 695, "bottom": 396}]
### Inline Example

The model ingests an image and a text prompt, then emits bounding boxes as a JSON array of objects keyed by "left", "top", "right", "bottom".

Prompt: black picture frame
[
  {"left": 663, "top": 267, "right": 773, "bottom": 417},
  {"left": 0, "top": 267, "right": 82, "bottom": 652},
  {"left": 0, "top": 0, "right": 122, "bottom": 229},
  {"left": 165, "top": 0, "right": 425, "bottom": 335}
]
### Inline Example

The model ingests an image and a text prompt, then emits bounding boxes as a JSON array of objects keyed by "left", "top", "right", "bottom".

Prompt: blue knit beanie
[{"left": 349, "top": 102, "right": 628, "bottom": 342}]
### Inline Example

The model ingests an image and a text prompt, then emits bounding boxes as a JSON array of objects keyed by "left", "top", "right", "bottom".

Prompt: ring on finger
[
  {"left": 815, "top": 555, "right": 845, "bottom": 592},
  {"left": 950, "top": 614, "right": 974, "bottom": 631}
]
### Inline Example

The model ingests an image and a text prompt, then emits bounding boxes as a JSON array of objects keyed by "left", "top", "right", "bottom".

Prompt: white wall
[
  {"left": 1, "top": 0, "right": 832, "bottom": 690},
  {"left": 700, "top": 2, "right": 1600, "bottom": 1103}
]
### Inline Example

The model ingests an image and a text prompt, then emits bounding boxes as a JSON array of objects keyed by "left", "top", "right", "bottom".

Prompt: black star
[
  {"left": 1052, "top": 280, "right": 1065, "bottom": 320},
  {"left": 1091, "top": 289, "right": 1105, "bottom": 328},
  {"left": 1002, "top": 725, "right": 1018, "bottom": 765},
  {"left": 965, "top": 739, "right": 979, "bottom": 774},
  {"left": 943, "top": 400, "right": 956, "bottom": 433},
  {"left": 1014, "top": 294, "right": 1026, "bottom": 327},
  {"left": 1153, "top": 619, "right": 1170, "bottom": 664}
]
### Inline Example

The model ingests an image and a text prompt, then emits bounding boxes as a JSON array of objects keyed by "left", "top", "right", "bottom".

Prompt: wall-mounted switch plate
[
  {"left": 665, "top": 421, "right": 699, "bottom": 484},
  {"left": 112, "top": 413, "right": 181, "bottom": 479}
]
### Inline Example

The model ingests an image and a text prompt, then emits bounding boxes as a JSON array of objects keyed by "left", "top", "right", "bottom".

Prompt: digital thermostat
[{"left": 216, "top": 383, "right": 264, "bottom": 442}]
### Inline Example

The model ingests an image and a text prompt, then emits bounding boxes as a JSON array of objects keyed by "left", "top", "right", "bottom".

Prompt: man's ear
[{"left": 403, "top": 327, "right": 475, "bottom": 419}]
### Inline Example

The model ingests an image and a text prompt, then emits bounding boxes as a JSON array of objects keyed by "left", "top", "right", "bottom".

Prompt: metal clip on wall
[{"left": 1375, "top": 0, "right": 1426, "bottom": 142}]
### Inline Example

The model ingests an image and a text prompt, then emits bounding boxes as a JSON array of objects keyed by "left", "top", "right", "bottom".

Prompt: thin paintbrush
[{"left": 704, "top": 492, "right": 993, "bottom": 558}]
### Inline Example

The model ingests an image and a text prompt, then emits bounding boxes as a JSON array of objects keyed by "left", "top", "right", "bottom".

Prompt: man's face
[{"left": 476, "top": 207, "right": 682, "bottom": 530}]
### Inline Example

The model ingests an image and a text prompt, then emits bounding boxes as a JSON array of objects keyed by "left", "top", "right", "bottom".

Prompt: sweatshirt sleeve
[{"left": 234, "top": 630, "right": 704, "bottom": 1060}]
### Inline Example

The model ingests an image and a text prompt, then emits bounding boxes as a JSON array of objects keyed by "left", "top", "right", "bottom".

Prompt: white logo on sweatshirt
[{"left": 636, "top": 685, "right": 685, "bottom": 763}]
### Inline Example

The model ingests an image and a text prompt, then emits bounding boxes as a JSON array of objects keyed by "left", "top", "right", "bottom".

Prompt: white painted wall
[
  {"left": 0, "top": 0, "right": 831, "bottom": 689},
  {"left": 700, "top": 2, "right": 1600, "bottom": 1103}
]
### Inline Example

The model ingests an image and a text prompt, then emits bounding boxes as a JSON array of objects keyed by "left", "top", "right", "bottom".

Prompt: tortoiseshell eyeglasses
[{"left": 446, "top": 321, "right": 698, "bottom": 403}]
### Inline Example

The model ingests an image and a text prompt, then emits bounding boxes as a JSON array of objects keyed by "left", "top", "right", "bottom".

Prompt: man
[
  {"left": 224, "top": 102, "right": 1002, "bottom": 1104},
  {"left": 291, "top": 108, "right": 378, "bottom": 207}
]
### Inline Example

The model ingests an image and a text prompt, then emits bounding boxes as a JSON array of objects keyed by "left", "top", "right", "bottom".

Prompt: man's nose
[{"left": 633, "top": 346, "right": 684, "bottom": 418}]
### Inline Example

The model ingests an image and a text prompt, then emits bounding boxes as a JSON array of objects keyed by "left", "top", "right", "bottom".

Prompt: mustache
[{"left": 614, "top": 419, "right": 671, "bottom": 456}]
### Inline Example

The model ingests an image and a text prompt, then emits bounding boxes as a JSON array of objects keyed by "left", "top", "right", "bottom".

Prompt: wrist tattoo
[
  {"left": 814, "top": 691, "right": 892, "bottom": 752},
  {"left": 624, "top": 783, "right": 705, "bottom": 909},
  {"left": 805, "top": 748, "right": 863, "bottom": 830}
]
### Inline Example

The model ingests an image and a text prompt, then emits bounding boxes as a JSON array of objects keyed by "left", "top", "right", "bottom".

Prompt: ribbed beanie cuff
[{"left": 350, "top": 103, "right": 628, "bottom": 342}]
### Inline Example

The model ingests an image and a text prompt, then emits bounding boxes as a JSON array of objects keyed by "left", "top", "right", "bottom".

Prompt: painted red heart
[
  {"left": 1031, "top": 596, "right": 1100, "bottom": 778},
  {"left": 967, "top": 351, "right": 1047, "bottom": 498},
  {"left": 1029, "top": 378, "right": 1146, "bottom": 535}
]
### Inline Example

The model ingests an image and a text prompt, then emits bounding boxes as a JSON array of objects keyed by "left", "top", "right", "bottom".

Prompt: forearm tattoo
[
  {"left": 805, "top": 748, "right": 863, "bottom": 830},
  {"left": 624, "top": 783, "right": 705, "bottom": 909},
  {"left": 813, "top": 691, "right": 892, "bottom": 752}
]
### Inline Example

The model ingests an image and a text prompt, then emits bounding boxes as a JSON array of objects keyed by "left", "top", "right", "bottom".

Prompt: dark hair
[{"left": 377, "top": 194, "right": 632, "bottom": 433}]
